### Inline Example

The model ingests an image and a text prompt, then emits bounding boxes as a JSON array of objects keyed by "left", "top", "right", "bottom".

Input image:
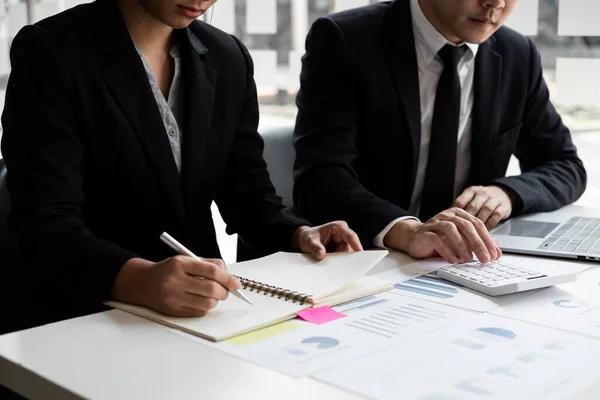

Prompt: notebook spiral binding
[{"left": 234, "top": 276, "right": 311, "bottom": 305}]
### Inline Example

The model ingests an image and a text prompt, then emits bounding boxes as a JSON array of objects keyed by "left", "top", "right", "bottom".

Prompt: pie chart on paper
[
  {"left": 470, "top": 327, "right": 517, "bottom": 343},
  {"left": 300, "top": 336, "right": 340, "bottom": 349},
  {"left": 553, "top": 299, "right": 587, "bottom": 309}
]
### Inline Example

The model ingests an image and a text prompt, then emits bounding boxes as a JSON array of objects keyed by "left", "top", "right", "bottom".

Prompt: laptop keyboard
[{"left": 538, "top": 217, "right": 600, "bottom": 255}]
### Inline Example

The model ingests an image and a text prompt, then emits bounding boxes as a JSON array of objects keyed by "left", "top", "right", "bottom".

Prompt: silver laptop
[{"left": 491, "top": 205, "right": 600, "bottom": 261}]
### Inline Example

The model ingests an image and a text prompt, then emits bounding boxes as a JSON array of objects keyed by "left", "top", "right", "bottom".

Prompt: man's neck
[
  {"left": 117, "top": 0, "right": 174, "bottom": 56},
  {"left": 418, "top": 0, "right": 462, "bottom": 44}
]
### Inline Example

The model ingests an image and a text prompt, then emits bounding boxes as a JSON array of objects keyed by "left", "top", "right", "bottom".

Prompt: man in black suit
[
  {"left": 0, "top": 0, "right": 362, "bottom": 329},
  {"left": 293, "top": 0, "right": 586, "bottom": 264}
]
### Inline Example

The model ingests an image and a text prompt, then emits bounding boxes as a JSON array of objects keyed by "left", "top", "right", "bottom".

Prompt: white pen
[{"left": 160, "top": 232, "right": 253, "bottom": 305}]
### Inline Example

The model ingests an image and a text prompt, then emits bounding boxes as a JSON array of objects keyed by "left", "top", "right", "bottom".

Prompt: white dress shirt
[{"left": 373, "top": 0, "right": 479, "bottom": 247}]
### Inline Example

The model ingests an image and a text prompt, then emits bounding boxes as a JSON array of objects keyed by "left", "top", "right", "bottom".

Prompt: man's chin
[{"left": 460, "top": 32, "right": 496, "bottom": 45}]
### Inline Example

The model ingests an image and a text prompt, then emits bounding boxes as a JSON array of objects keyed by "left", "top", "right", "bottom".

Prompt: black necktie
[{"left": 419, "top": 44, "right": 468, "bottom": 221}]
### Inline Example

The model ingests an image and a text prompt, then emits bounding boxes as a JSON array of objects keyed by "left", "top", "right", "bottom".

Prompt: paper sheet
[
  {"left": 316, "top": 314, "right": 600, "bottom": 400},
  {"left": 387, "top": 271, "right": 533, "bottom": 312},
  {"left": 493, "top": 267, "right": 600, "bottom": 338},
  {"left": 170, "top": 292, "right": 474, "bottom": 377},
  {"left": 369, "top": 251, "right": 446, "bottom": 281},
  {"left": 377, "top": 254, "right": 591, "bottom": 312},
  {"left": 497, "top": 254, "right": 594, "bottom": 275}
]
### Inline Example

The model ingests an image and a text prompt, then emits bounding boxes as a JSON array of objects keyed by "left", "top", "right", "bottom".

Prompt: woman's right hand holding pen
[{"left": 112, "top": 256, "right": 242, "bottom": 317}]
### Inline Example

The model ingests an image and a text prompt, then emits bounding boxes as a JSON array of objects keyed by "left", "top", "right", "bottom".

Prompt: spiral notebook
[{"left": 106, "top": 250, "right": 390, "bottom": 341}]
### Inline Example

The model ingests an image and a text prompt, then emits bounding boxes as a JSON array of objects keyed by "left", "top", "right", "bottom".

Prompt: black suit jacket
[
  {"left": 293, "top": 0, "right": 586, "bottom": 247},
  {"left": 1, "top": 0, "right": 307, "bottom": 325}
]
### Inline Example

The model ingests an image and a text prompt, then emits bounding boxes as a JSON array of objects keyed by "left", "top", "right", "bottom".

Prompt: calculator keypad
[{"left": 440, "top": 261, "right": 545, "bottom": 287}]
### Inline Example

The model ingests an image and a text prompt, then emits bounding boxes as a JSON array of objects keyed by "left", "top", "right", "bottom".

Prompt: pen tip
[{"left": 238, "top": 291, "right": 253, "bottom": 305}]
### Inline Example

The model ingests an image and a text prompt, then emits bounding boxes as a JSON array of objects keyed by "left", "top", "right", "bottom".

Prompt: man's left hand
[
  {"left": 293, "top": 221, "right": 363, "bottom": 261},
  {"left": 453, "top": 185, "right": 515, "bottom": 230}
]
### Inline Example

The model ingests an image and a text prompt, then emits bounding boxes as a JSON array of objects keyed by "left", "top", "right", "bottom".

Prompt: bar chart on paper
[
  {"left": 336, "top": 296, "right": 456, "bottom": 339},
  {"left": 393, "top": 273, "right": 460, "bottom": 299},
  {"left": 390, "top": 272, "right": 534, "bottom": 312}
]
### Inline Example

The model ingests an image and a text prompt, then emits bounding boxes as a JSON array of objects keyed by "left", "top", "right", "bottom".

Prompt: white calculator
[{"left": 437, "top": 260, "right": 577, "bottom": 296}]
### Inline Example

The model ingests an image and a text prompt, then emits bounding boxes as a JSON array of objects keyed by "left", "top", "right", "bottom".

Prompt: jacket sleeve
[
  {"left": 214, "top": 36, "right": 309, "bottom": 255},
  {"left": 293, "top": 17, "right": 413, "bottom": 247},
  {"left": 1, "top": 25, "right": 138, "bottom": 307},
  {"left": 491, "top": 37, "right": 586, "bottom": 214}
]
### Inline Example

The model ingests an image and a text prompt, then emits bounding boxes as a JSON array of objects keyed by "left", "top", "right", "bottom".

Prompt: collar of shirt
[
  {"left": 133, "top": 43, "right": 181, "bottom": 61},
  {"left": 410, "top": 0, "right": 479, "bottom": 67}
]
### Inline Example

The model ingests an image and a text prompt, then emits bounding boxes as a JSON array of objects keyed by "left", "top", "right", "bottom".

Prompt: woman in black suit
[{"left": 0, "top": 0, "right": 361, "bottom": 327}]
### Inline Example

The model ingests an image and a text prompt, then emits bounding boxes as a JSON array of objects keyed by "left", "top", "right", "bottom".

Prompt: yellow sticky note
[{"left": 226, "top": 321, "right": 303, "bottom": 346}]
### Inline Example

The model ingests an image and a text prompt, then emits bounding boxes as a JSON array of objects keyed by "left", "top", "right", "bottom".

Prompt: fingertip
[
  {"left": 231, "top": 276, "right": 242, "bottom": 291},
  {"left": 439, "top": 247, "right": 458, "bottom": 265},
  {"left": 488, "top": 245, "right": 498, "bottom": 260},
  {"left": 316, "top": 249, "right": 326, "bottom": 260},
  {"left": 479, "top": 251, "right": 490, "bottom": 263}
]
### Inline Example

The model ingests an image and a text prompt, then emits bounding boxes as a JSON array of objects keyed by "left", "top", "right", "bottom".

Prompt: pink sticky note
[{"left": 297, "top": 306, "right": 346, "bottom": 324}]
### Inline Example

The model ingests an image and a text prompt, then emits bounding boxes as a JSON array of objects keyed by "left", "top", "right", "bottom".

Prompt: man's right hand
[
  {"left": 383, "top": 208, "right": 502, "bottom": 264},
  {"left": 112, "top": 256, "right": 242, "bottom": 317}
]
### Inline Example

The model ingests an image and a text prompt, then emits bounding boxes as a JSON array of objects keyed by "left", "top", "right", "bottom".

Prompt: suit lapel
[
  {"left": 384, "top": 0, "right": 421, "bottom": 194},
  {"left": 469, "top": 38, "right": 502, "bottom": 185},
  {"left": 177, "top": 29, "right": 217, "bottom": 192},
  {"left": 94, "top": 0, "right": 185, "bottom": 223}
]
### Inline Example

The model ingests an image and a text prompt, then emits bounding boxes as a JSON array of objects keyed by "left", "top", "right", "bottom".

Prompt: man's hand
[
  {"left": 293, "top": 221, "right": 363, "bottom": 261},
  {"left": 453, "top": 185, "right": 515, "bottom": 230},
  {"left": 383, "top": 208, "right": 502, "bottom": 264},
  {"left": 112, "top": 256, "right": 242, "bottom": 317}
]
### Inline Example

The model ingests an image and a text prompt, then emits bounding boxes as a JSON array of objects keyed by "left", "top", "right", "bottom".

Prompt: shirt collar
[
  {"left": 410, "top": 0, "right": 479, "bottom": 66},
  {"left": 133, "top": 43, "right": 181, "bottom": 61}
]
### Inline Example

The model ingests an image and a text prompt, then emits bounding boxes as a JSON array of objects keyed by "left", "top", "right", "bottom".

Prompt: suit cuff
[
  {"left": 489, "top": 178, "right": 527, "bottom": 217},
  {"left": 373, "top": 216, "right": 420, "bottom": 249}
]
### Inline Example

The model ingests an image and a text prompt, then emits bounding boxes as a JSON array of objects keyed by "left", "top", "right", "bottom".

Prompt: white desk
[
  {"left": 2, "top": 251, "right": 600, "bottom": 399},
  {"left": 0, "top": 310, "right": 362, "bottom": 400}
]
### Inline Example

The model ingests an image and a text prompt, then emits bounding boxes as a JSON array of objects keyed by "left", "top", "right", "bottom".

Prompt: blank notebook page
[{"left": 228, "top": 250, "right": 389, "bottom": 301}]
